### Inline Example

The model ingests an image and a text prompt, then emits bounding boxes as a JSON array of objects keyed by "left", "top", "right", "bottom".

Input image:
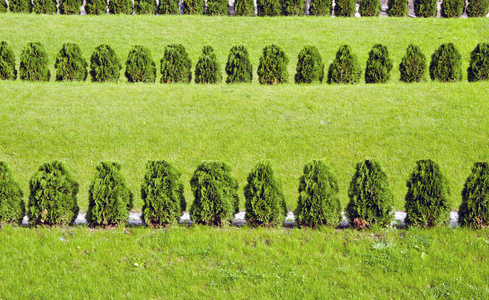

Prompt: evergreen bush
[
  {"left": 295, "top": 45, "right": 324, "bottom": 84},
  {"left": 0, "top": 162, "right": 25, "bottom": 225},
  {"left": 309, "top": 0, "right": 332, "bottom": 15},
  {"left": 54, "top": 42, "right": 88, "bottom": 81},
  {"left": 414, "top": 0, "right": 437, "bottom": 17},
  {"left": 399, "top": 44, "right": 427, "bottom": 83},
  {"left": 466, "top": 0, "right": 489, "bottom": 17},
  {"left": 359, "top": 0, "right": 381, "bottom": 16},
  {"left": 327, "top": 44, "right": 361, "bottom": 84},
  {"left": 32, "top": 0, "right": 57, "bottom": 14},
  {"left": 244, "top": 161, "right": 287, "bottom": 227},
  {"left": 234, "top": 0, "right": 255, "bottom": 16},
  {"left": 0, "top": 0, "right": 7, "bottom": 12},
  {"left": 108, "top": 0, "right": 132, "bottom": 14},
  {"left": 459, "top": 162, "right": 489, "bottom": 228},
  {"left": 345, "top": 160, "right": 394, "bottom": 228},
  {"left": 257, "top": 0, "right": 281, "bottom": 16},
  {"left": 257, "top": 44, "right": 289, "bottom": 84},
  {"left": 85, "top": 0, "right": 106, "bottom": 14},
  {"left": 0, "top": 41, "right": 17, "bottom": 80},
  {"left": 206, "top": 0, "right": 228, "bottom": 15},
  {"left": 194, "top": 45, "right": 221, "bottom": 84},
  {"left": 90, "top": 44, "right": 122, "bottom": 82},
  {"left": 135, "top": 0, "right": 156, "bottom": 14},
  {"left": 182, "top": 0, "right": 204, "bottom": 14},
  {"left": 9, "top": 0, "right": 33, "bottom": 13},
  {"left": 160, "top": 44, "right": 192, "bottom": 83},
  {"left": 141, "top": 161, "right": 186, "bottom": 227},
  {"left": 27, "top": 161, "right": 79, "bottom": 226},
  {"left": 441, "top": 0, "right": 464, "bottom": 17},
  {"left": 86, "top": 162, "right": 134, "bottom": 227},
  {"left": 365, "top": 44, "right": 393, "bottom": 84},
  {"left": 225, "top": 45, "right": 253, "bottom": 83},
  {"left": 59, "top": 0, "right": 82, "bottom": 14},
  {"left": 334, "top": 0, "right": 356, "bottom": 17},
  {"left": 283, "top": 0, "right": 305, "bottom": 16},
  {"left": 467, "top": 43, "right": 489, "bottom": 82},
  {"left": 20, "top": 42, "right": 51, "bottom": 82},
  {"left": 294, "top": 160, "right": 341, "bottom": 227},
  {"left": 189, "top": 161, "right": 240, "bottom": 226},
  {"left": 429, "top": 43, "right": 462, "bottom": 82},
  {"left": 387, "top": 0, "right": 408, "bottom": 16},
  {"left": 125, "top": 45, "right": 156, "bottom": 83},
  {"left": 158, "top": 0, "right": 179, "bottom": 14},
  {"left": 404, "top": 159, "right": 451, "bottom": 227}
]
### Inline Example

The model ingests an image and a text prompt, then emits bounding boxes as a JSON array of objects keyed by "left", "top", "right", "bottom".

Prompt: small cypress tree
[
  {"left": 327, "top": 44, "right": 361, "bottom": 84},
  {"left": 295, "top": 45, "right": 324, "bottom": 84},
  {"left": 359, "top": 0, "right": 381, "bottom": 16},
  {"left": 20, "top": 42, "right": 51, "bottom": 82},
  {"left": 309, "top": 0, "right": 332, "bottom": 16},
  {"left": 283, "top": 0, "right": 305, "bottom": 16},
  {"left": 234, "top": 0, "right": 255, "bottom": 16},
  {"left": 206, "top": 0, "right": 228, "bottom": 15},
  {"left": 459, "top": 162, "right": 489, "bottom": 228},
  {"left": 160, "top": 44, "right": 192, "bottom": 83},
  {"left": 27, "top": 161, "right": 79, "bottom": 226},
  {"left": 182, "top": 0, "right": 204, "bottom": 14},
  {"left": 365, "top": 44, "right": 393, "bottom": 84},
  {"left": 158, "top": 0, "right": 179, "bottom": 14},
  {"left": 334, "top": 0, "right": 356, "bottom": 17},
  {"left": 134, "top": 0, "right": 156, "bottom": 14},
  {"left": 54, "top": 42, "right": 88, "bottom": 82},
  {"left": 86, "top": 162, "right": 134, "bottom": 227},
  {"left": 429, "top": 43, "right": 462, "bottom": 82},
  {"left": 257, "top": 44, "right": 289, "bottom": 84},
  {"left": 466, "top": 0, "right": 489, "bottom": 17},
  {"left": 399, "top": 44, "right": 427, "bottom": 83},
  {"left": 345, "top": 160, "right": 394, "bottom": 228},
  {"left": 59, "top": 0, "right": 82, "bottom": 14},
  {"left": 294, "top": 160, "right": 341, "bottom": 227},
  {"left": 32, "top": 0, "right": 57, "bottom": 14},
  {"left": 85, "top": 0, "right": 106, "bottom": 14},
  {"left": 125, "top": 45, "right": 156, "bottom": 83},
  {"left": 190, "top": 162, "right": 240, "bottom": 226},
  {"left": 90, "top": 44, "right": 122, "bottom": 82},
  {"left": 225, "top": 45, "right": 253, "bottom": 83},
  {"left": 244, "top": 161, "right": 287, "bottom": 227},
  {"left": 1, "top": 0, "right": 7, "bottom": 12},
  {"left": 194, "top": 45, "right": 221, "bottom": 84},
  {"left": 404, "top": 159, "right": 451, "bottom": 227},
  {"left": 0, "top": 41, "right": 17, "bottom": 80},
  {"left": 467, "top": 43, "right": 489, "bottom": 82},
  {"left": 414, "top": 0, "right": 437, "bottom": 17},
  {"left": 257, "top": 0, "right": 282, "bottom": 16},
  {"left": 0, "top": 162, "right": 25, "bottom": 225},
  {"left": 9, "top": 0, "right": 33, "bottom": 13},
  {"left": 108, "top": 0, "right": 133, "bottom": 14},
  {"left": 441, "top": 0, "right": 464, "bottom": 17},
  {"left": 387, "top": 0, "right": 408, "bottom": 16}
]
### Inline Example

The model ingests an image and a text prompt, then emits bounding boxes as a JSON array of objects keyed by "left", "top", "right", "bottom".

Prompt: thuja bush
[
  {"left": 20, "top": 42, "right": 51, "bottom": 82},
  {"left": 327, "top": 44, "right": 361, "bottom": 84},
  {"left": 309, "top": 0, "right": 332, "bottom": 15},
  {"left": 1, "top": 0, "right": 7, "bottom": 12},
  {"left": 441, "top": 0, "right": 464, "bottom": 17},
  {"left": 125, "top": 45, "right": 156, "bottom": 83},
  {"left": 135, "top": 0, "right": 156, "bottom": 14},
  {"left": 429, "top": 43, "right": 462, "bottom": 82},
  {"left": 404, "top": 159, "right": 451, "bottom": 227},
  {"left": 59, "top": 0, "right": 82, "bottom": 14},
  {"left": 244, "top": 161, "right": 287, "bottom": 227},
  {"left": 86, "top": 162, "right": 134, "bottom": 227},
  {"left": 387, "top": 0, "right": 408, "bottom": 16},
  {"left": 294, "top": 160, "right": 341, "bottom": 227},
  {"left": 90, "top": 44, "right": 122, "bottom": 82},
  {"left": 467, "top": 43, "right": 489, "bottom": 82},
  {"left": 257, "top": 44, "right": 289, "bottom": 85},
  {"left": 141, "top": 161, "right": 186, "bottom": 227},
  {"left": 359, "top": 0, "right": 381, "bottom": 16},
  {"left": 399, "top": 44, "right": 427, "bottom": 83},
  {"left": 414, "top": 0, "right": 437, "bottom": 17},
  {"left": 158, "top": 0, "right": 179, "bottom": 14},
  {"left": 0, "top": 162, "right": 25, "bottom": 225},
  {"left": 108, "top": 0, "right": 133, "bottom": 14},
  {"left": 194, "top": 45, "right": 221, "bottom": 84},
  {"left": 459, "top": 162, "right": 489, "bottom": 228},
  {"left": 206, "top": 0, "right": 228, "bottom": 15},
  {"left": 466, "top": 0, "right": 489, "bottom": 17},
  {"left": 334, "top": 0, "right": 356, "bottom": 17},
  {"left": 345, "top": 160, "right": 394, "bottom": 228},
  {"left": 365, "top": 44, "right": 393, "bottom": 84},
  {"left": 32, "top": 0, "right": 57, "bottom": 14},
  {"left": 283, "top": 0, "right": 305, "bottom": 16},
  {"left": 234, "top": 0, "right": 255, "bottom": 16},
  {"left": 295, "top": 45, "right": 324, "bottom": 84},
  {"left": 160, "top": 44, "right": 192, "bottom": 83},
  {"left": 54, "top": 42, "right": 88, "bottom": 82},
  {"left": 9, "top": 0, "right": 33, "bottom": 13},
  {"left": 0, "top": 41, "right": 17, "bottom": 80},
  {"left": 257, "top": 0, "right": 282, "bottom": 16},
  {"left": 190, "top": 162, "right": 240, "bottom": 226},
  {"left": 27, "top": 161, "right": 79, "bottom": 226},
  {"left": 182, "top": 0, "right": 204, "bottom": 14},
  {"left": 225, "top": 45, "right": 253, "bottom": 83},
  {"left": 85, "top": 0, "right": 106, "bottom": 14}
]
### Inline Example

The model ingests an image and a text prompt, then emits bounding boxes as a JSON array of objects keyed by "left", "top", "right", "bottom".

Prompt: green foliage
[
  {"left": 399, "top": 44, "right": 427, "bottom": 83},
  {"left": 283, "top": 0, "right": 305, "bottom": 16},
  {"left": 234, "top": 0, "right": 255, "bottom": 16},
  {"left": 257, "top": 0, "right": 281, "bottom": 16},
  {"left": 194, "top": 45, "right": 221, "bottom": 84},
  {"left": 160, "top": 44, "right": 192, "bottom": 83},
  {"left": 206, "top": 0, "right": 228, "bottom": 15},
  {"left": 359, "top": 0, "right": 381, "bottom": 16},
  {"left": 54, "top": 42, "right": 88, "bottom": 82},
  {"left": 158, "top": 0, "right": 179, "bottom": 14},
  {"left": 334, "top": 0, "right": 356, "bottom": 17},
  {"left": 8, "top": 0, "right": 33, "bottom": 13},
  {"left": 90, "top": 44, "right": 122, "bottom": 82},
  {"left": 134, "top": 0, "right": 156, "bottom": 14},
  {"left": 387, "top": 0, "right": 407, "bottom": 16},
  {"left": 327, "top": 44, "right": 361, "bottom": 84},
  {"left": 190, "top": 161, "right": 240, "bottom": 226},
  {"left": 0, "top": 0, "right": 7, "bottom": 12},
  {"left": 467, "top": 43, "right": 489, "bottom": 82},
  {"left": 182, "top": 0, "right": 204, "bottom": 14},
  {"left": 32, "top": 0, "right": 57, "bottom": 14},
  {"left": 346, "top": 160, "right": 394, "bottom": 228},
  {"left": 59, "top": 0, "right": 82, "bottom": 14},
  {"left": 257, "top": 44, "right": 289, "bottom": 85},
  {"left": 441, "top": 0, "right": 464, "bottom": 17},
  {"left": 20, "top": 42, "right": 51, "bottom": 82},
  {"left": 108, "top": 0, "right": 133, "bottom": 14},
  {"left": 225, "top": 45, "right": 253, "bottom": 83},
  {"left": 125, "top": 45, "right": 156, "bottom": 83},
  {"left": 309, "top": 0, "right": 332, "bottom": 15},
  {"left": 459, "top": 162, "right": 489, "bottom": 228},
  {"left": 365, "top": 44, "right": 393, "bottom": 84},
  {"left": 0, "top": 41, "right": 17, "bottom": 80},
  {"left": 86, "top": 162, "right": 134, "bottom": 227},
  {"left": 27, "top": 161, "right": 79, "bottom": 226},
  {"left": 404, "top": 159, "right": 451, "bottom": 227},
  {"left": 429, "top": 43, "right": 462, "bottom": 82},
  {"left": 414, "top": 0, "right": 437, "bottom": 17},
  {"left": 85, "top": 0, "right": 106, "bottom": 14},
  {"left": 295, "top": 45, "right": 324, "bottom": 84},
  {"left": 0, "top": 162, "right": 25, "bottom": 225},
  {"left": 466, "top": 0, "right": 489, "bottom": 17}
]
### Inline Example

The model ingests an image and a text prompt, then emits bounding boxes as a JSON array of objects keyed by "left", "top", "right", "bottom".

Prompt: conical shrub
[
  {"left": 158, "top": 0, "right": 179, "bottom": 14},
  {"left": 257, "top": 0, "right": 281, "bottom": 16},
  {"left": 327, "top": 44, "right": 361, "bottom": 84},
  {"left": 0, "top": 162, "right": 25, "bottom": 225},
  {"left": 441, "top": 0, "right": 464, "bottom": 17},
  {"left": 86, "top": 162, "right": 134, "bottom": 227},
  {"left": 414, "top": 0, "right": 437, "bottom": 17},
  {"left": 257, "top": 44, "right": 289, "bottom": 84},
  {"left": 399, "top": 44, "right": 427, "bottom": 83},
  {"left": 1, "top": 0, "right": 8, "bottom": 12},
  {"left": 190, "top": 161, "right": 240, "bottom": 226},
  {"left": 466, "top": 0, "right": 489, "bottom": 17},
  {"left": 27, "top": 161, "right": 79, "bottom": 226},
  {"left": 295, "top": 45, "right": 324, "bottom": 84},
  {"left": 359, "top": 0, "right": 380, "bottom": 16},
  {"left": 54, "top": 42, "right": 88, "bottom": 81},
  {"left": 234, "top": 0, "right": 255, "bottom": 16},
  {"left": 20, "top": 42, "right": 51, "bottom": 82},
  {"left": 85, "top": 0, "right": 106, "bottom": 14},
  {"left": 365, "top": 44, "right": 393, "bottom": 84},
  {"left": 141, "top": 161, "right": 186, "bottom": 226},
  {"left": 459, "top": 162, "right": 489, "bottom": 228},
  {"left": 182, "top": 0, "right": 204, "bottom": 14},
  {"left": 467, "top": 43, "right": 489, "bottom": 82},
  {"left": 9, "top": 0, "right": 33, "bottom": 13},
  {"left": 0, "top": 41, "right": 17, "bottom": 80},
  {"left": 32, "top": 0, "right": 57, "bottom": 14},
  {"left": 59, "top": 0, "right": 82, "bottom": 14},
  {"left": 90, "top": 44, "right": 122, "bottom": 82},
  {"left": 309, "top": 0, "right": 332, "bottom": 15},
  {"left": 294, "top": 160, "right": 341, "bottom": 227},
  {"left": 108, "top": 0, "right": 132, "bottom": 14},
  {"left": 160, "top": 44, "right": 192, "bottom": 83},
  {"left": 334, "top": 0, "right": 356, "bottom": 16},
  {"left": 346, "top": 160, "right": 394, "bottom": 228},
  {"left": 404, "top": 159, "right": 451, "bottom": 227},
  {"left": 125, "top": 45, "right": 156, "bottom": 83},
  {"left": 135, "top": 0, "right": 156, "bottom": 14},
  {"left": 387, "top": 0, "right": 408, "bottom": 16},
  {"left": 225, "top": 45, "right": 253, "bottom": 83},
  {"left": 206, "top": 0, "right": 228, "bottom": 15},
  {"left": 283, "top": 0, "right": 305, "bottom": 15},
  {"left": 194, "top": 45, "right": 221, "bottom": 84},
  {"left": 244, "top": 161, "right": 287, "bottom": 227},
  {"left": 429, "top": 43, "right": 462, "bottom": 82}
]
